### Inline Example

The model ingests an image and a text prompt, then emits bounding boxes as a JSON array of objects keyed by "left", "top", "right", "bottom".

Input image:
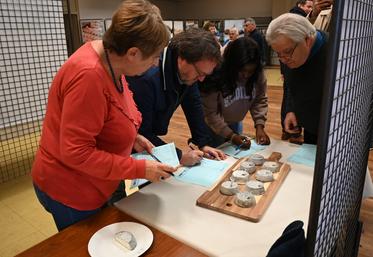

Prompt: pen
[
  {"left": 149, "top": 153, "right": 175, "bottom": 177},
  {"left": 149, "top": 152, "right": 161, "bottom": 162},
  {"left": 234, "top": 148, "right": 243, "bottom": 156}
]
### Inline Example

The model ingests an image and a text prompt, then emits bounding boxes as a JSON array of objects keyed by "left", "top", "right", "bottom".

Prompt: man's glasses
[
  {"left": 192, "top": 63, "right": 210, "bottom": 78},
  {"left": 276, "top": 42, "right": 298, "bottom": 59}
]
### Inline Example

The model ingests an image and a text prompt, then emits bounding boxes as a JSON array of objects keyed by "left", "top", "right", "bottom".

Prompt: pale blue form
[
  {"left": 219, "top": 139, "right": 267, "bottom": 158},
  {"left": 287, "top": 144, "right": 317, "bottom": 167},
  {"left": 174, "top": 158, "right": 229, "bottom": 188},
  {"left": 130, "top": 142, "right": 180, "bottom": 188},
  {"left": 151, "top": 142, "right": 180, "bottom": 167}
]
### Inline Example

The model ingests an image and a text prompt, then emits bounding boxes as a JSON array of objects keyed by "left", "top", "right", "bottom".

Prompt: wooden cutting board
[{"left": 196, "top": 152, "right": 291, "bottom": 222}]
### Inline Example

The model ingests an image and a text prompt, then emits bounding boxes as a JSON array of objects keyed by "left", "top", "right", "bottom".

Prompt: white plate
[{"left": 88, "top": 222, "right": 153, "bottom": 257}]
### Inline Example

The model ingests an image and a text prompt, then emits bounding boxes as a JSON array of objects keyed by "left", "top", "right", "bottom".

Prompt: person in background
[
  {"left": 203, "top": 21, "right": 218, "bottom": 34},
  {"left": 289, "top": 0, "right": 314, "bottom": 17},
  {"left": 203, "top": 21, "right": 222, "bottom": 47},
  {"left": 243, "top": 17, "right": 266, "bottom": 63},
  {"left": 228, "top": 27, "right": 240, "bottom": 41},
  {"left": 127, "top": 28, "right": 226, "bottom": 166},
  {"left": 309, "top": 0, "right": 333, "bottom": 23},
  {"left": 266, "top": 13, "right": 328, "bottom": 144},
  {"left": 223, "top": 28, "right": 230, "bottom": 44},
  {"left": 221, "top": 27, "right": 240, "bottom": 54},
  {"left": 200, "top": 37, "right": 270, "bottom": 148},
  {"left": 31, "top": 0, "right": 175, "bottom": 231}
]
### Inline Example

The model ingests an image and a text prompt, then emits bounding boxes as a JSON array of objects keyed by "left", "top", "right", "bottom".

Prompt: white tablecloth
[
  {"left": 116, "top": 140, "right": 315, "bottom": 257},
  {"left": 115, "top": 140, "right": 373, "bottom": 256}
]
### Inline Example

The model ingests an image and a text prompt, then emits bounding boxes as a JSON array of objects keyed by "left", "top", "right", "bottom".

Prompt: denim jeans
[
  {"left": 34, "top": 184, "right": 104, "bottom": 231},
  {"left": 229, "top": 122, "right": 243, "bottom": 134},
  {"left": 207, "top": 122, "right": 244, "bottom": 148}
]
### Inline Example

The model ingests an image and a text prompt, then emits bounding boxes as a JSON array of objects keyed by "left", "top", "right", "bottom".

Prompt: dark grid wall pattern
[
  {"left": 0, "top": 0, "right": 67, "bottom": 183},
  {"left": 307, "top": 0, "right": 373, "bottom": 257}
]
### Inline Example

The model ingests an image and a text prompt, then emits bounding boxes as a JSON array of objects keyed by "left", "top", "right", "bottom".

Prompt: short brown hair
[
  {"left": 169, "top": 28, "right": 221, "bottom": 64},
  {"left": 244, "top": 17, "right": 256, "bottom": 25},
  {"left": 202, "top": 21, "right": 216, "bottom": 31},
  {"left": 103, "top": 0, "right": 170, "bottom": 57}
]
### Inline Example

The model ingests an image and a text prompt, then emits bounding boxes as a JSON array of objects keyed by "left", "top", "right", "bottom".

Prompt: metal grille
[
  {"left": 0, "top": 0, "right": 67, "bottom": 183},
  {"left": 307, "top": 0, "right": 373, "bottom": 256}
]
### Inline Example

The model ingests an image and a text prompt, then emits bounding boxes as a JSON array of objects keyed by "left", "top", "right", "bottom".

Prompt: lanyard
[{"left": 104, "top": 48, "right": 124, "bottom": 93}]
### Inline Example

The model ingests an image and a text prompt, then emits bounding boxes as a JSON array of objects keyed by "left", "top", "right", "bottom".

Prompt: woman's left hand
[
  {"left": 133, "top": 134, "right": 154, "bottom": 153},
  {"left": 255, "top": 125, "right": 271, "bottom": 145}
]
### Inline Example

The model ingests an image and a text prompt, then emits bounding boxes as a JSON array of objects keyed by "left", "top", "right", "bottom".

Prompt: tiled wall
[{"left": 0, "top": 0, "right": 67, "bottom": 183}]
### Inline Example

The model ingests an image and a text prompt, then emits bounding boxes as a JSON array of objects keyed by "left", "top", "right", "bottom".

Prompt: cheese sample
[
  {"left": 246, "top": 180, "right": 265, "bottom": 195},
  {"left": 240, "top": 161, "right": 256, "bottom": 174},
  {"left": 263, "top": 161, "right": 280, "bottom": 173},
  {"left": 231, "top": 169, "right": 250, "bottom": 184},
  {"left": 114, "top": 231, "right": 137, "bottom": 251},
  {"left": 234, "top": 191, "right": 256, "bottom": 208},
  {"left": 255, "top": 169, "right": 274, "bottom": 182},
  {"left": 250, "top": 154, "right": 265, "bottom": 165},
  {"left": 220, "top": 181, "right": 239, "bottom": 195}
]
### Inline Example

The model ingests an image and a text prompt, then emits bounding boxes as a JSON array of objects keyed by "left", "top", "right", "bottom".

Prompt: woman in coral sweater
[{"left": 32, "top": 0, "right": 175, "bottom": 231}]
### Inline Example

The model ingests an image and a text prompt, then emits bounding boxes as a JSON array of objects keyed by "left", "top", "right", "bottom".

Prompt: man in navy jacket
[
  {"left": 127, "top": 28, "right": 226, "bottom": 166},
  {"left": 243, "top": 17, "right": 266, "bottom": 64}
]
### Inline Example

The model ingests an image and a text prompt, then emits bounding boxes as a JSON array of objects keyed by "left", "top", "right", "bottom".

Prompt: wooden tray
[{"left": 196, "top": 152, "right": 291, "bottom": 222}]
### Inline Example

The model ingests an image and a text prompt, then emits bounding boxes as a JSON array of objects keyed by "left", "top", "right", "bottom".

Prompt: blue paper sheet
[
  {"left": 151, "top": 142, "right": 180, "bottom": 167},
  {"left": 131, "top": 142, "right": 179, "bottom": 167},
  {"left": 219, "top": 139, "right": 266, "bottom": 158},
  {"left": 130, "top": 143, "right": 179, "bottom": 188},
  {"left": 174, "top": 158, "right": 229, "bottom": 187},
  {"left": 287, "top": 144, "right": 316, "bottom": 167}
]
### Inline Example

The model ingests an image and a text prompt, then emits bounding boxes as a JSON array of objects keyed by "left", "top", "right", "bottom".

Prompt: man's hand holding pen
[
  {"left": 180, "top": 149, "right": 204, "bottom": 166},
  {"left": 200, "top": 145, "right": 226, "bottom": 161},
  {"left": 186, "top": 140, "right": 227, "bottom": 164}
]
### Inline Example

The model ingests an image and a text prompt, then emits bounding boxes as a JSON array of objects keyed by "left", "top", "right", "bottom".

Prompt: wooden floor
[{"left": 161, "top": 86, "right": 373, "bottom": 257}]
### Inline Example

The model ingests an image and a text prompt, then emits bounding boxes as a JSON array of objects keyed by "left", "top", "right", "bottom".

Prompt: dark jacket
[
  {"left": 289, "top": 6, "right": 308, "bottom": 17},
  {"left": 282, "top": 30, "right": 328, "bottom": 135},
  {"left": 246, "top": 29, "right": 266, "bottom": 63},
  {"left": 126, "top": 46, "right": 211, "bottom": 158}
]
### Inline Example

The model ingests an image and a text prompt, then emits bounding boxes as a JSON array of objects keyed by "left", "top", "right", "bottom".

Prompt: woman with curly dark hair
[{"left": 200, "top": 37, "right": 270, "bottom": 149}]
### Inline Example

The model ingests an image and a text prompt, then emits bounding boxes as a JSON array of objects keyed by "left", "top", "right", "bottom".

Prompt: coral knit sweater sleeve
[{"left": 32, "top": 43, "right": 145, "bottom": 210}]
